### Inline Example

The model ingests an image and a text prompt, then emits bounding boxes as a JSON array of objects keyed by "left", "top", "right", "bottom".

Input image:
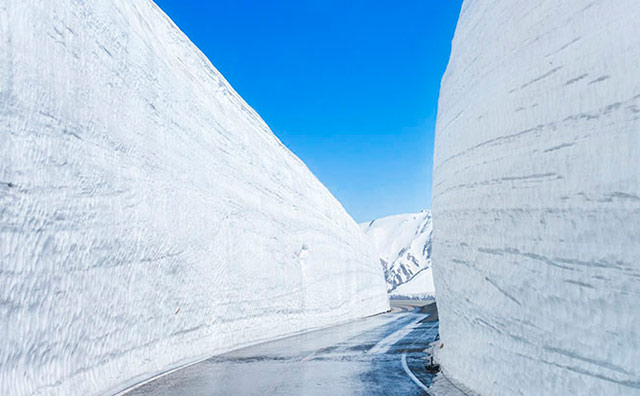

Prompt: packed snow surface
[
  {"left": 432, "top": 1, "right": 640, "bottom": 395},
  {"left": 0, "top": 1, "right": 389, "bottom": 395},
  {"left": 360, "top": 212, "right": 434, "bottom": 297}
]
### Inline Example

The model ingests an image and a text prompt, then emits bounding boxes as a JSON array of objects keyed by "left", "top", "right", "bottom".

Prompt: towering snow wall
[
  {"left": 0, "top": 1, "right": 389, "bottom": 395},
  {"left": 432, "top": 1, "right": 640, "bottom": 395}
]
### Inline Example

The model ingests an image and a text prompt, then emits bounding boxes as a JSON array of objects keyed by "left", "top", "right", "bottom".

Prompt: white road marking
[
  {"left": 401, "top": 352, "right": 430, "bottom": 393},
  {"left": 368, "top": 314, "right": 426, "bottom": 354},
  {"left": 400, "top": 320, "right": 439, "bottom": 393}
]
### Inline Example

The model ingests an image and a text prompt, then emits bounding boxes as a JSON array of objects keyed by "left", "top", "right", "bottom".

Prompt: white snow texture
[
  {"left": 432, "top": 1, "right": 640, "bottom": 395},
  {"left": 359, "top": 212, "right": 434, "bottom": 298},
  {"left": 0, "top": 1, "right": 389, "bottom": 395}
]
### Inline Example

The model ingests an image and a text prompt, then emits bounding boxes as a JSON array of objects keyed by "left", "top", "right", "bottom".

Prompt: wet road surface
[{"left": 124, "top": 301, "right": 439, "bottom": 396}]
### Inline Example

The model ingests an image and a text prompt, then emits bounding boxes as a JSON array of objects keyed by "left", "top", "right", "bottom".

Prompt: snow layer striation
[
  {"left": 432, "top": 1, "right": 640, "bottom": 395},
  {"left": 0, "top": 1, "right": 389, "bottom": 395},
  {"left": 360, "top": 212, "right": 434, "bottom": 297}
]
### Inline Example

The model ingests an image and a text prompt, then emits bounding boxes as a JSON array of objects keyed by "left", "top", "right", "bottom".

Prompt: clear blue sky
[{"left": 154, "top": 0, "right": 463, "bottom": 223}]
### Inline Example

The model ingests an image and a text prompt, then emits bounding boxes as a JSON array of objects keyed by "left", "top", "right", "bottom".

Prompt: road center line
[{"left": 368, "top": 314, "right": 426, "bottom": 354}]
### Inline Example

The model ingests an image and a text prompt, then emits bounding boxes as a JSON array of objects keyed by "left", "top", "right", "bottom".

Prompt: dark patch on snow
[
  {"left": 565, "top": 73, "right": 589, "bottom": 85},
  {"left": 588, "top": 75, "right": 610, "bottom": 85}
]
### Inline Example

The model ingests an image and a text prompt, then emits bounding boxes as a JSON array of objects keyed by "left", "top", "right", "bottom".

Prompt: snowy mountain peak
[{"left": 360, "top": 211, "right": 434, "bottom": 297}]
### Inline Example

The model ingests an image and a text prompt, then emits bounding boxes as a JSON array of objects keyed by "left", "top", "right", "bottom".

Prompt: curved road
[{"left": 124, "top": 301, "right": 439, "bottom": 396}]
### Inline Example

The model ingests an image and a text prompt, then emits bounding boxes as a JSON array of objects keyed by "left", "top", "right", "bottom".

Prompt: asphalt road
[{"left": 124, "top": 300, "right": 440, "bottom": 396}]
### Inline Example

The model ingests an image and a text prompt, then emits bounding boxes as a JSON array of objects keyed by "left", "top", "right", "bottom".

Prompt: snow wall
[
  {"left": 432, "top": 1, "right": 640, "bottom": 395},
  {"left": 0, "top": 1, "right": 390, "bottom": 395}
]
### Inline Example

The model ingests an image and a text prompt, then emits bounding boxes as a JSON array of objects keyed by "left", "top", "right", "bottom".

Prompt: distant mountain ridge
[{"left": 360, "top": 211, "right": 434, "bottom": 297}]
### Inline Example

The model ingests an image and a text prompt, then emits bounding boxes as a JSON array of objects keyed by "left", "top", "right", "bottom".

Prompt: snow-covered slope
[
  {"left": 389, "top": 270, "right": 434, "bottom": 299},
  {"left": 360, "top": 212, "right": 434, "bottom": 297},
  {"left": 432, "top": 1, "right": 640, "bottom": 395},
  {"left": 0, "top": 1, "right": 389, "bottom": 395}
]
